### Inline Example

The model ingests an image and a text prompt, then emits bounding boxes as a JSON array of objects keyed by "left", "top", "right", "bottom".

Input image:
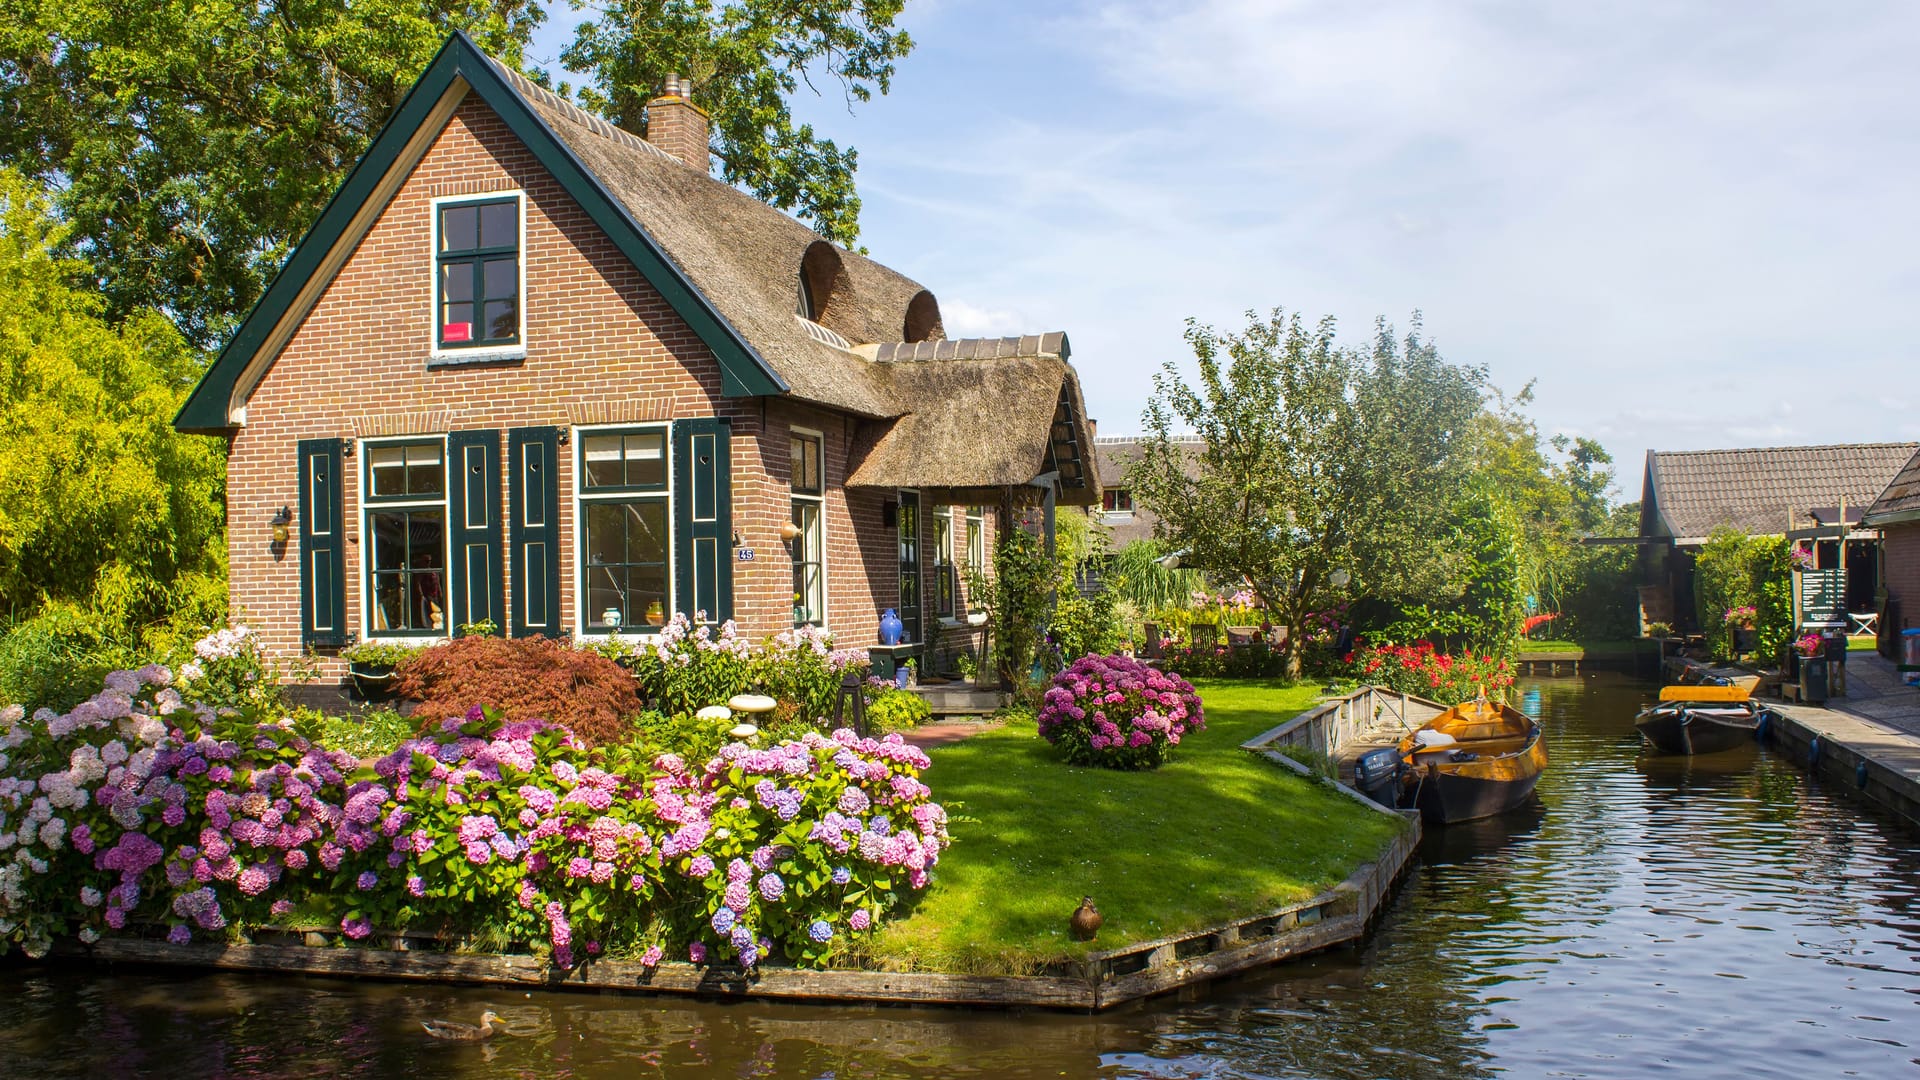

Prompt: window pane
[
  {"left": 792, "top": 501, "right": 823, "bottom": 625},
  {"left": 406, "top": 510, "right": 444, "bottom": 568},
  {"left": 584, "top": 501, "right": 624, "bottom": 566},
  {"left": 441, "top": 261, "right": 474, "bottom": 302},
  {"left": 623, "top": 502, "right": 667, "bottom": 565},
  {"left": 479, "top": 200, "right": 515, "bottom": 248},
  {"left": 482, "top": 258, "right": 516, "bottom": 299},
  {"left": 483, "top": 299, "right": 517, "bottom": 341},
  {"left": 624, "top": 434, "right": 666, "bottom": 487},
  {"left": 440, "top": 205, "right": 477, "bottom": 252},
  {"left": 370, "top": 446, "right": 408, "bottom": 497},
  {"left": 583, "top": 436, "right": 625, "bottom": 488},
  {"left": 442, "top": 303, "right": 474, "bottom": 343},
  {"left": 405, "top": 444, "right": 443, "bottom": 497}
]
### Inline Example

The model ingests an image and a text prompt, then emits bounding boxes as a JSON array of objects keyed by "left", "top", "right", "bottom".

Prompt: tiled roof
[
  {"left": 1864, "top": 447, "right": 1920, "bottom": 526},
  {"left": 1643, "top": 443, "right": 1919, "bottom": 541}
]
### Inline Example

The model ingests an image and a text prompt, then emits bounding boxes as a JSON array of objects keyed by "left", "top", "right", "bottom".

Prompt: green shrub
[
  {"left": 865, "top": 686, "right": 930, "bottom": 733},
  {"left": 0, "top": 604, "right": 139, "bottom": 712},
  {"left": 1693, "top": 528, "right": 1792, "bottom": 660},
  {"left": 307, "top": 707, "right": 414, "bottom": 760}
]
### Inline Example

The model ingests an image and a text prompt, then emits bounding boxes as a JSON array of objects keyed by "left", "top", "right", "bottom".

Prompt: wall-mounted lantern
[{"left": 270, "top": 506, "right": 293, "bottom": 545}]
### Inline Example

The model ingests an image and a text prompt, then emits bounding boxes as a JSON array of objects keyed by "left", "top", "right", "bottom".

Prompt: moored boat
[
  {"left": 1634, "top": 685, "right": 1766, "bottom": 756},
  {"left": 1387, "top": 697, "right": 1548, "bottom": 824}
]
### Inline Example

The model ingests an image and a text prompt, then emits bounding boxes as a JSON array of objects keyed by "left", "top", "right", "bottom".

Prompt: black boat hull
[
  {"left": 1408, "top": 767, "right": 1542, "bottom": 824},
  {"left": 1635, "top": 707, "right": 1760, "bottom": 756}
]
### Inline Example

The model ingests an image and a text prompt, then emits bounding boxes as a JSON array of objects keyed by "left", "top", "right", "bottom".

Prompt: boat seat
[{"left": 1412, "top": 729, "right": 1457, "bottom": 749}]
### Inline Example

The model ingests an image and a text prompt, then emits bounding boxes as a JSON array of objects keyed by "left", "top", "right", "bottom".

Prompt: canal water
[{"left": 4, "top": 672, "right": 1918, "bottom": 1078}]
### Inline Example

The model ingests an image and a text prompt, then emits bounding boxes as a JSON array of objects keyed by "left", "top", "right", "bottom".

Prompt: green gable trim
[{"left": 175, "top": 31, "right": 784, "bottom": 434}]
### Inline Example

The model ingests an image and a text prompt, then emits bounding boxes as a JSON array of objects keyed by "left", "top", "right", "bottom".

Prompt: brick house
[
  {"left": 1863, "top": 448, "right": 1920, "bottom": 650},
  {"left": 174, "top": 32, "right": 1098, "bottom": 682}
]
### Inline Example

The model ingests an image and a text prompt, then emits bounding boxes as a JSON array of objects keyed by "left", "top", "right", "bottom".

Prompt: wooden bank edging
[{"left": 61, "top": 826, "right": 1422, "bottom": 1012}]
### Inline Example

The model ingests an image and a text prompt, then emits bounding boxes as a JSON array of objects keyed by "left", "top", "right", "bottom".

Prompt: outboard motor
[{"left": 1353, "top": 747, "right": 1404, "bottom": 807}]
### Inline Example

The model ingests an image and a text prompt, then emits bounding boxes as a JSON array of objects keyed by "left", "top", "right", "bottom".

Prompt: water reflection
[{"left": 4, "top": 673, "right": 1920, "bottom": 1079}]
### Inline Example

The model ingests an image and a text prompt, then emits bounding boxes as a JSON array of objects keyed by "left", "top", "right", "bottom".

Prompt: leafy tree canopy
[
  {"left": 562, "top": 0, "right": 913, "bottom": 247},
  {"left": 0, "top": 171, "right": 226, "bottom": 635},
  {"left": 1127, "top": 308, "right": 1487, "bottom": 672},
  {"left": 0, "top": 2, "right": 543, "bottom": 349},
  {"left": 0, "top": 0, "right": 911, "bottom": 347}
]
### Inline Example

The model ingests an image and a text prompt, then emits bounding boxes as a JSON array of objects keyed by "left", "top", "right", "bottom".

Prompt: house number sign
[{"left": 737, "top": 549, "right": 756, "bottom": 562}]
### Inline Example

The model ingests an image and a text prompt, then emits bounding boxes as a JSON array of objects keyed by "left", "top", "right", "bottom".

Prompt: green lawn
[
  {"left": 1518, "top": 638, "right": 1636, "bottom": 657},
  {"left": 1849, "top": 636, "right": 1878, "bottom": 652},
  {"left": 866, "top": 679, "right": 1407, "bottom": 974}
]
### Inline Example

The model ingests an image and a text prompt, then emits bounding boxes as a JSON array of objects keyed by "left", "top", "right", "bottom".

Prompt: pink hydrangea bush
[
  {"left": 1037, "top": 654, "right": 1205, "bottom": 769},
  {"left": 0, "top": 665, "right": 950, "bottom": 971}
]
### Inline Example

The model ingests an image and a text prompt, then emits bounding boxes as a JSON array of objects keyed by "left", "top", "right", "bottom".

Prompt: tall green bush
[{"left": 1694, "top": 527, "right": 1792, "bottom": 660}]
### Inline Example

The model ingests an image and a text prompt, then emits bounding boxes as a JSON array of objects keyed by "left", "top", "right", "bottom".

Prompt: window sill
[
  {"left": 939, "top": 615, "right": 988, "bottom": 629},
  {"left": 427, "top": 347, "right": 526, "bottom": 370}
]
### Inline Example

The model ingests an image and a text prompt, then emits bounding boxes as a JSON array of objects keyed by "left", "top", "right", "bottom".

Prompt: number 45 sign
[{"left": 737, "top": 548, "right": 756, "bottom": 562}]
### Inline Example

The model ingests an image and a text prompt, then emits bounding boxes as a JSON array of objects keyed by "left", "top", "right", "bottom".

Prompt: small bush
[
  {"left": 390, "top": 636, "right": 641, "bottom": 745},
  {"left": 866, "top": 686, "right": 930, "bottom": 733},
  {"left": 308, "top": 707, "right": 415, "bottom": 760},
  {"left": 1036, "top": 653, "right": 1204, "bottom": 769}
]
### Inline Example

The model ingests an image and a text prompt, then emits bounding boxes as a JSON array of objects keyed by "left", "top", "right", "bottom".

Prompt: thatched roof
[
  {"left": 1864, "top": 447, "right": 1920, "bottom": 527},
  {"left": 847, "top": 339, "right": 1099, "bottom": 504},
  {"left": 1641, "top": 443, "right": 1919, "bottom": 543}
]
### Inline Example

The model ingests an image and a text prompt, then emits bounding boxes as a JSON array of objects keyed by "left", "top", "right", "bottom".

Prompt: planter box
[{"left": 348, "top": 664, "right": 397, "bottom": 702}]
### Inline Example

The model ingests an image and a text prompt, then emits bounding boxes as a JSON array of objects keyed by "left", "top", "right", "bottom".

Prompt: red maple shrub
[{"left": 389, "top": 636, "right": 642, "bottom": 746}]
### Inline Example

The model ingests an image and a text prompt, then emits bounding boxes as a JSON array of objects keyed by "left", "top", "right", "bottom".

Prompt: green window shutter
[
  {"left": 447, "top": 429, "right": 504, "bottom": 635},
  {"left": 508, "top": 426, "right": 563, "bottom": 638},
  {"left": 673, "top": 418, "right": 733, "bottom": 624},
  {"left": 297, "top": 438, "right": 346, "bottom": 647}
]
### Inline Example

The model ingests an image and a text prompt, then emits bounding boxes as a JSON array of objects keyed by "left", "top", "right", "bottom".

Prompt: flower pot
[
  {"left": 349, "top": 663, "right": 396, "bottom": 702},
  {"left": 1732, "top": 628, "right": 1758, "bottom": 654}
]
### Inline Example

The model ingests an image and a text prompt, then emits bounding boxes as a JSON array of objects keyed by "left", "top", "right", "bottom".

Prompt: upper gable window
[
  {"left": 435, "top": 195, "right": 521, "bottom": 350},
  {"left": 796, "top": 270, "right": 817, "bottom": 321}
]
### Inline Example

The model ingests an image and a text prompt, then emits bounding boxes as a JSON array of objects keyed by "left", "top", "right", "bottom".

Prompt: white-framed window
[
  {"left": 790, "top": 428, "right": 826, "bottom": 626},
  {"left": 575, "top": 425, "right": 672, "bottom": 635},
  {"left": 1102, "top": 488, "right": 1134, "bottom": 514},
  {"left": 430, "top": 191, "right": 525, "bottom": 360},
  {"left": 933, "top": 506, "right": 956, "bottom": 619},
  {"left": 965, "top": 505, "right": 985, "bottom": 574},
  {"left": 362, "top": 437, "right": 450, "bottom": 638}
]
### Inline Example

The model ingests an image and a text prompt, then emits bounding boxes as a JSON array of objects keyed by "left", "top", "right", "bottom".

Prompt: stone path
[
  {"left": 901, "top": 718, "right": 1005, "bottom": 749},
  {"left": 1822, "top": 650, "right": 1920, "bottom": 736},
  {"left": 1765, "top": 650, "right": 1920, "bottom": 824}
]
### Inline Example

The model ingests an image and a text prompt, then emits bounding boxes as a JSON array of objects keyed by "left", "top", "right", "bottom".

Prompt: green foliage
[
  {"left": 562, "top": 0, "right": 914, "bottom": 247},
  {"left": 0, "top": 4, "right": 542, "bottom": 348},
  {"left": 338, "top": 640, "right": 426, "bottom": 668},
  {"left": 1129, "top": 308, "right": 1487, "bottom": 676},
  {"left": 1446, "top": 482, "right": 1524, "bottom": 656},
  {"left": 0, "top": 172, "right": 227, "bottom": 640},
  {"left": 864, "top": 686, "right": 930, "bottom": 734},
  {"left": 965, "top": 518, "right": 1052, "bottom": 693},
  {"left": 1104, "top": 539, "right": 1208, "bottom": 615},
  {"left": 1555, "top": 504, "right": 1642, "bottom": 642},
  {"left": 1694, "top": 528, "right": 1793, "bottom": 660},
  {"left": 0, "top": 604, "right": 141, "bottom": 713},
  {"left": 307, "top": 707, "right": 415, "bottom": 760}
]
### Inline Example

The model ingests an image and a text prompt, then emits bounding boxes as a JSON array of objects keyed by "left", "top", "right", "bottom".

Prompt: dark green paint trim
[
  {"left": 447, "top": 429, "right": 505, "bottom": 635},
  {"left": 297, "top": 438, "right": 347, "bottom": 648},
  {"left": 672, "top": 418, "right": 733, "bottom": 625},
  {"left": 508, "top": 426, "right": 564, "bottom": 638},
  {"left": 176, "top": 31, "right": 784, "bottom": 435}
]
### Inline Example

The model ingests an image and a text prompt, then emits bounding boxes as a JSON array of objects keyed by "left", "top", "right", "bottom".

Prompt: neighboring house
[
  {"left": 1637, "top": 443, "right": 1917, "bottom": 630},
  {"left": 1862, "top": 447, "right": 1920, "bottom": 644},
  {"left": 174, "top": 32, "right": 1098, "bottom": 681},
  {"left": 1088, "top": 435, "right": 1202, "bottom": 549}
]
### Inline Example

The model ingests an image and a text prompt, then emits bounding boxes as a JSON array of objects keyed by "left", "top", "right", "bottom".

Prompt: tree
[
  {"left": 0, "top": 171, "right": 227, "bottom": 635},
  {"left": 1128, "top": 309, "right": 1487, "bottom": 675},
  {"left": 0, "top": 1, "right": 911, "bottom": 347},
  {"left": 0, "top": 2, "right": 544, "bottom": 349},
  {"left": 562, "top": 0, "right": 913, "bottom": 247}
]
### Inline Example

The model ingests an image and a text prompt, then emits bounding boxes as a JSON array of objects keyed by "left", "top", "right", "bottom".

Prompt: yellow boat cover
[{"left": 1658, "top": 684, "right": 1751, "bottom": 703}]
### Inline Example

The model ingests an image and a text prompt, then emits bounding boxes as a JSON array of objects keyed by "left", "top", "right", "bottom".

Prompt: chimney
[{"left": 646, "top": 74, "right": 710, "bottom": 173}]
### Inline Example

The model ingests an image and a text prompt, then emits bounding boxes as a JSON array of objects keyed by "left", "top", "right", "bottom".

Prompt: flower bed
[
  {"left": 1345, "top": 641, "right": 1513, "bottom": 705},
  {"left": 1036, "top": 654, "right": 1204, "bottom": 769},
  {"left": 0, "top": 659, "right": 948, "bottom": 970}
]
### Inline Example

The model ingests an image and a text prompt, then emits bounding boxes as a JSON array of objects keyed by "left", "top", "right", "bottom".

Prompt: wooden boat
[
  {"left": 1392, "top": 697, "right": 1548, "bottom": 824},
  {"left": 1634, "top": 685, "right": 1765, "bottom": 756}
]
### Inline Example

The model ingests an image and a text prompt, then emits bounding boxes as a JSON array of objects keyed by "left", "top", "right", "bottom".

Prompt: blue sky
[{"left": 529, "top": 1, "right": 1920, "bottom": 503}]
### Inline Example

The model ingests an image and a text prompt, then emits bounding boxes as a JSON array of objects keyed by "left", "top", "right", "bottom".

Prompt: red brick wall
[
  {"left": 1883, "top": 523, "right": 1920, "bottom": 632},
  {"left": 226, "top": 96, "right": 916, "bottom": 675}
]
